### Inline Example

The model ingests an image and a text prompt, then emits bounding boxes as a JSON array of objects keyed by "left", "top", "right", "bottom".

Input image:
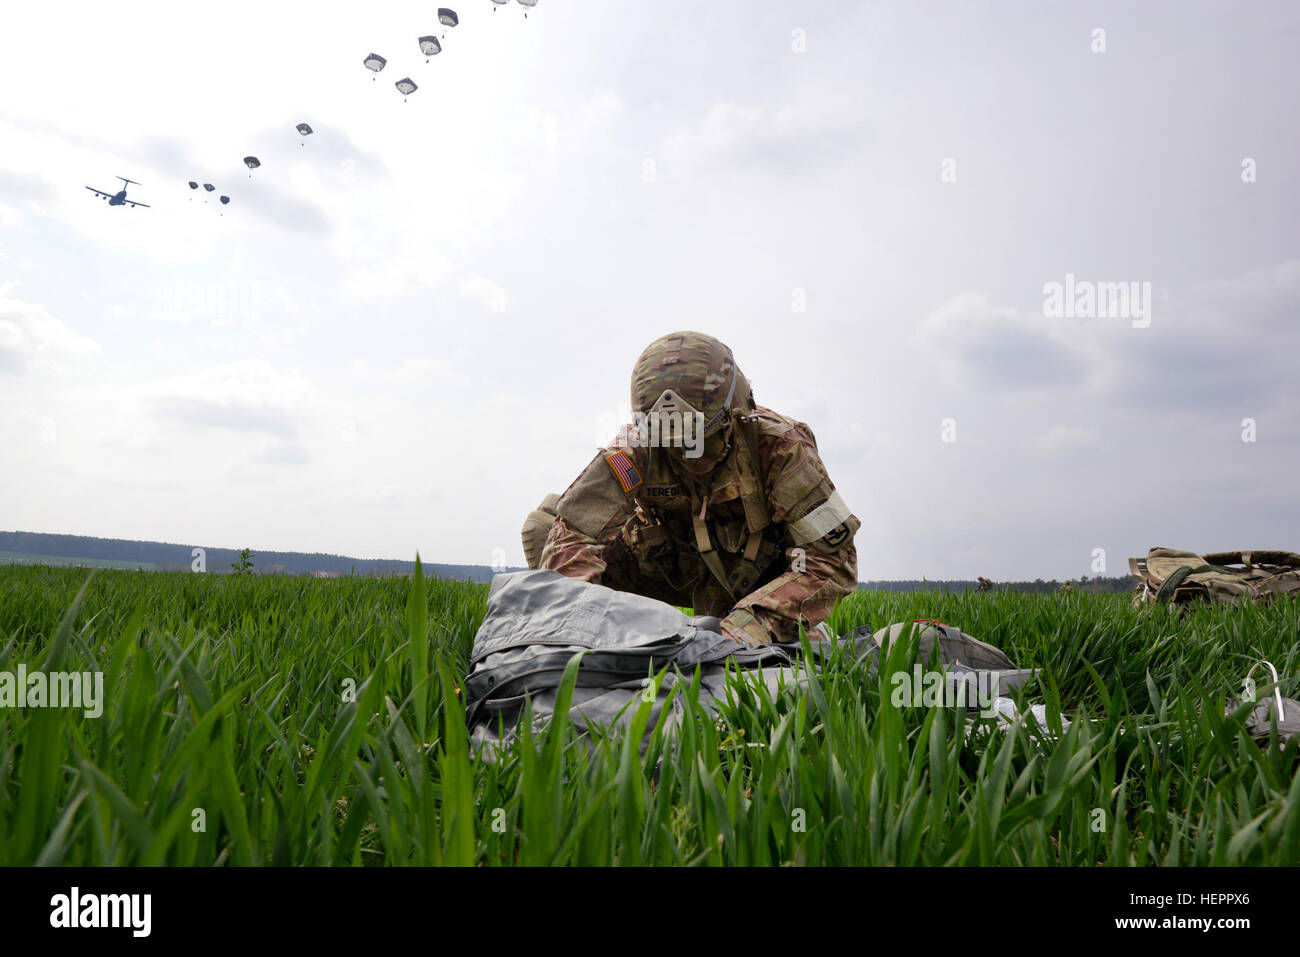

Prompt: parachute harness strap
[
  {"left": 687, "top": 487, "right": 738, "bottom": 601},
  {"left": 731, "top": 413, "right": 771, "bottom": 536},
  {"left": 1246, "top": 659, "right": 1286, "bottom": 722},
  {"left": 682, "top": 440, "right": 771, "bottom": 600},
  {"left": 702, "top": 357, "right": 738, "bottom": 435},
  {"left": 693, "top": 491, "right": 712, "bottom": 552}
]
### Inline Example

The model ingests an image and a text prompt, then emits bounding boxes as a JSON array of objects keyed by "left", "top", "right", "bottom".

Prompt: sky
[{"left": 1, "top": 0, "right": 1297, "bottom": 581}]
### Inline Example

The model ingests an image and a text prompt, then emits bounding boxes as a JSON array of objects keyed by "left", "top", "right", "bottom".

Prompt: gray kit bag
[
  {"left": 464, "top": 570, "right": 1037, "bottom": 756},
  {"left": 464, "top": 570, "right": 821, "bottom": 756}
]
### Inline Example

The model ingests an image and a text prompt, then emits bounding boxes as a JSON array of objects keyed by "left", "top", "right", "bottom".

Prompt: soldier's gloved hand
[
  {"left": 720, "top": 610, "right": 768, "bottom": 649},
  {"left": 690, "top": 616, "right": 724, "bottom": 635}
]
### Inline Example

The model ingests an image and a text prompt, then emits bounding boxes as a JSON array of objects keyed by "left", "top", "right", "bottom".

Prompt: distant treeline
[
  {"left": 859, "top": 576, "right": 1138, "bottom": 594},
  {"left": 0, "top": 531, "right": 514, "bottom": 582},
  {"left": 2, "top": 531, "right": 1138, "bottom": 592}
]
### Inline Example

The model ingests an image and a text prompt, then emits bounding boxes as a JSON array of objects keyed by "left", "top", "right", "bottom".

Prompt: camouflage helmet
[{"left": 630, "top": 331, "right": 754, "bottom": 438}]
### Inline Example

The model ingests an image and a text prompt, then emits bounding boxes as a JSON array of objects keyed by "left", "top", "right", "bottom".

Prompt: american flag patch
[{"left": 605, "top": 450, "right": 642, "bottom": 493}]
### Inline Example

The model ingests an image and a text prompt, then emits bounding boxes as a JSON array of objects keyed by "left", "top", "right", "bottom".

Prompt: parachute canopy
[
  {"left": 203, "top": 183, "right": 215, "bottom": 192},
  {"left": 364, "top": 53, "right": 387, "bottom": 73},
  {"left": 243, "top": 156, "right": 261, "bottom": 169},
  {"left": 438, "top": 8, "right": 458, "bottom": 27},
  {"left": 419, "top": 36, "right": 441, "bottom": 57},
  {"left": 296, "top": 123, "right": 313, "bottom": 136},
  {"left": 395, "top": 77, "right": 418, "bottom": 97},
  {"left": 518, "top": 0, "right": 538, "bottom": 6},
  {"left": 220, "top": 195, "right": 230, "bottom": 205},
  {"left": 188, "top": 181, "right": 198, "bottom": 189}
]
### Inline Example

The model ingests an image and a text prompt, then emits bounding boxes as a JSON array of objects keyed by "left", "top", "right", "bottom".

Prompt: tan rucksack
[
  {"left": 1129, "top": 547, "right": 1300, "bottom": 607},
  {"left": 521, "top": 493, "right": 560, "bottom": 570}
]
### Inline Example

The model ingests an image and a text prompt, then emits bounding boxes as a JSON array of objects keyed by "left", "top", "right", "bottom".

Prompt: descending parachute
[
  {"left": 419, "top": 35, "right": 441, "bottom": 60},
  {"left": 364, "top": 53, "right": 387, "bottom": 79},
  {"left": 438, "top": 8, "right": 458, "bottom": 28},
  {"left": 243, "top": 156, "right": 260, "bottom": 179},
  {"left": 296, "top": 122, "right": 313, "bottom": 137},
  {"left": 203, "top": 183, "right": 215, "bottom": 192},
  {"left": 220, "top": 195, "right": 230, "bottom": 205},
  {"left": 188, "top": 181, "right": 198, "bottom": 189},
  {"left": 395, "top": 77, "right": 418, "bottom": 100}
]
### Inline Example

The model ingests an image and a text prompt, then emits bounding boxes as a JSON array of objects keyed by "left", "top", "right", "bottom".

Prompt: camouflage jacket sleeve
[
  {"left": 721, "top": 419, "right": 860, "bottom": 646},
  {"left": 538, "top": 448, "right": 635, "bottom": 583}
]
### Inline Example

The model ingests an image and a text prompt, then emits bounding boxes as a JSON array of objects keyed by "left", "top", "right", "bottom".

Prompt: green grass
[{"left": 1, "top": 561, "right": 1297, "bottom": 865}]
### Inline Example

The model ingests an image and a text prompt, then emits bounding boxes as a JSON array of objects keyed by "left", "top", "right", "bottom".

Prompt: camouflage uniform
[{"left": 533, "top": 335, "right": 861, "bottom": 647}]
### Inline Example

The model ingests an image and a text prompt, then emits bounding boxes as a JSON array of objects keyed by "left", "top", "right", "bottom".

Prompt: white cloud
[
  {"left": 253, "top": 437, "right": 311, "bottom": 466},
  {"left": 395, "top": 356, "right": 457, "bottom": 380},
  {"left": 916, "top": 292, "right": 1107, "bottom": 393},
  {"left": 133, "top": 358, "right": 315, "bottom": 438},
  {"left": 458, "top": 275, "right": 510, "bottom": 313},
  {"left": 660, "top": 92, "right": 870, "bottom": 174},
  {"left": 0, "top": 290, "right": 99, "bottom": 375},
  {"left": 1108, "top": 259, "right": 1300, "bottom": 413},
  {"left": 1036, "top": 426, "right": 1101, "bottom": 450}
]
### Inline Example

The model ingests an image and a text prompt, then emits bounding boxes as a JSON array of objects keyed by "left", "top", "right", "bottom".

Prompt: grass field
[{"left": 1, "top": 562, "right": 1298, "bottom": 865}]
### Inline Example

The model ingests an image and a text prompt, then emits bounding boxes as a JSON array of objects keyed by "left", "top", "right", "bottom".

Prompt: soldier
[{"left": 521, "top": 331, "right": 860, "bottom": 647}]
